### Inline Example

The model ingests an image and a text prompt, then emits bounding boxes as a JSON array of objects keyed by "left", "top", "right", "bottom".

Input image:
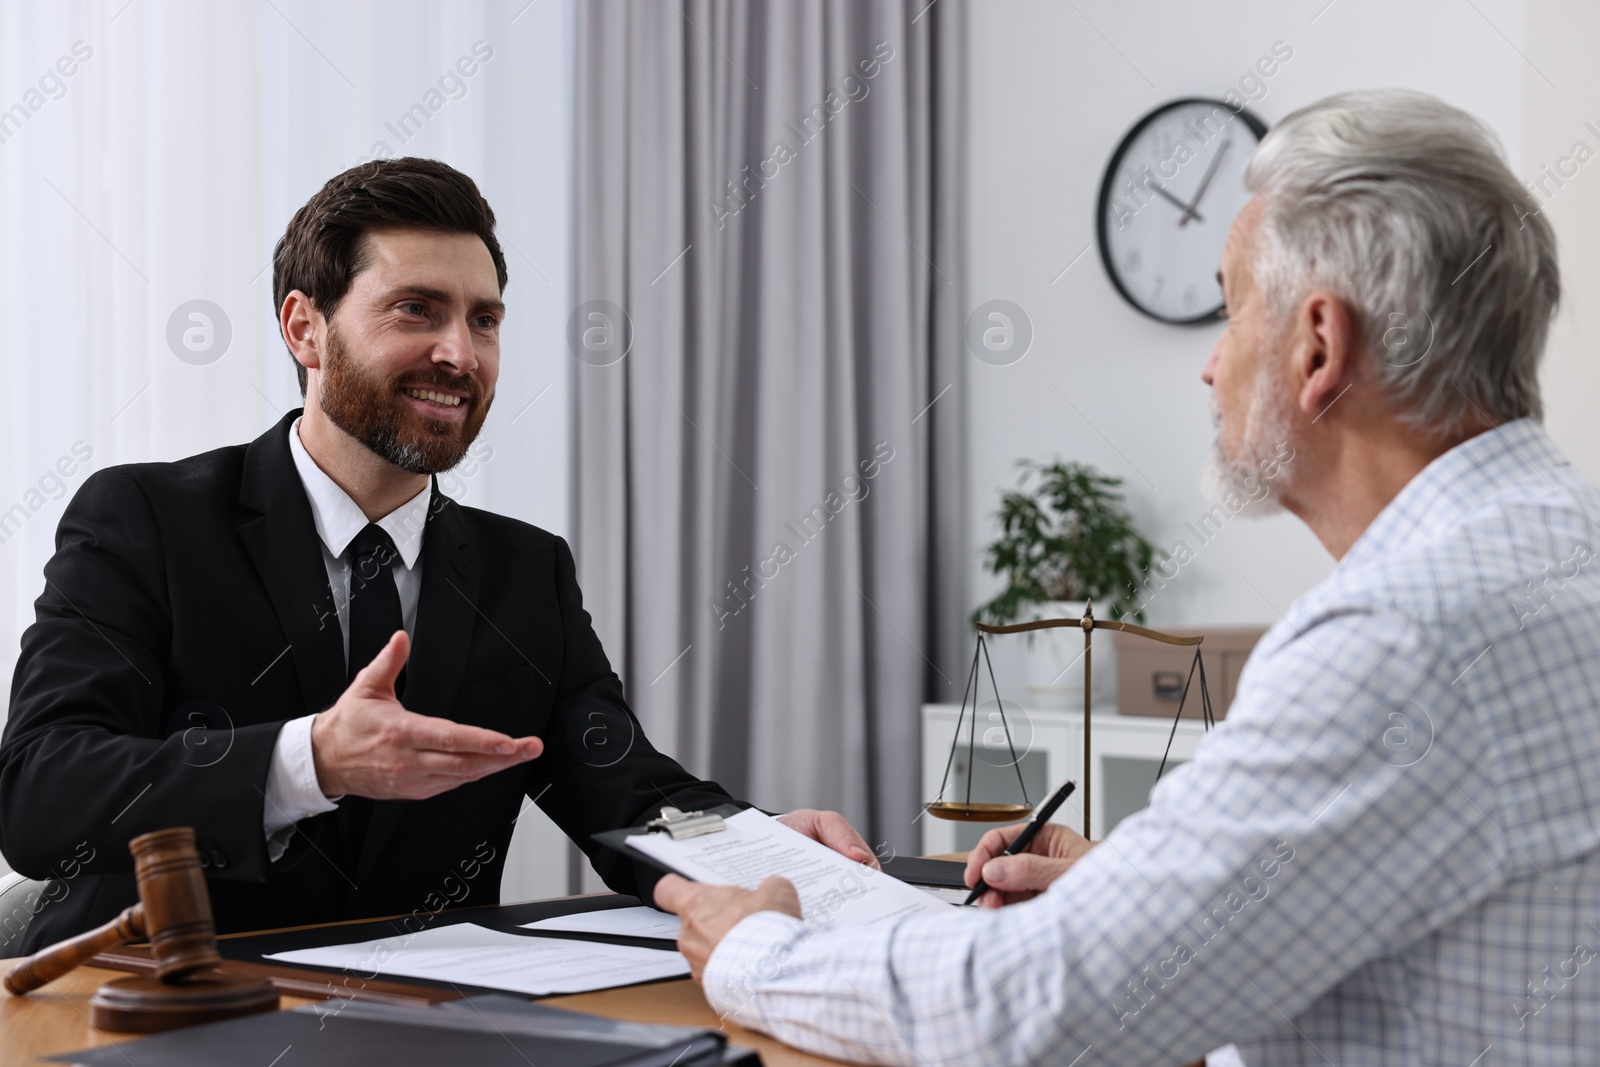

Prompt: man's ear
[
  {"left": 1291, "top": 291, "right": 1358, "bottom": 420},
  {"left": 279, "top": 290, "right": 325, "bottom": 376}
]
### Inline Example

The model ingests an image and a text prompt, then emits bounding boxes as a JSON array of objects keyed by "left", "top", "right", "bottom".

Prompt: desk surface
[
  {"left": 1, "top": 861, "right": 978, "bottom": 1066},
  {"left": 0, "top": 960, "right": 852, "bottom": 1067}
]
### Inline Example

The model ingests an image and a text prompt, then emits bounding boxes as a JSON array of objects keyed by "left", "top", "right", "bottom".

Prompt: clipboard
[{"left": 592, "top": 804, "right": 747, "bottom": 881}]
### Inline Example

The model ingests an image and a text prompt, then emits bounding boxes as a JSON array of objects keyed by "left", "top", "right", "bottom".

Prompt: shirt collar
[
  {"left": 288, "top": 416, "right": 431, "bottom": 568},
  {"left": 1342, "top": 417, "right": 1571, "bottom": 567}
]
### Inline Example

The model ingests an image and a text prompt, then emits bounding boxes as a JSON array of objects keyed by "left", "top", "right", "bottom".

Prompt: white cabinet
[{"left": 919, "top": 703, "right": 1210, "bottom": 854}]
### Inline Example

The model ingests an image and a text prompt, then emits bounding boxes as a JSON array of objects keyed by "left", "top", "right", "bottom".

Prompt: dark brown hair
[{"left": 272, "top": 157, "right": 509, "bottom": 396}]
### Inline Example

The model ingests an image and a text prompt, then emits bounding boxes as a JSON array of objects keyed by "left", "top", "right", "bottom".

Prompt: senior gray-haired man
[{"left": 655, "top": 89, "right": 1600, "bottom": 1066}]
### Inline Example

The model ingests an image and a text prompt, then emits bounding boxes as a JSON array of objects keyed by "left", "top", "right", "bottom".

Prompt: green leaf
[{"left": 975, "top": 458, "right": 1156, "bottom": 626}]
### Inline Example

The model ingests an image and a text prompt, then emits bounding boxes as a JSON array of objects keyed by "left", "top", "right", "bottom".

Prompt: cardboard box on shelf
[{"left": 1113, "top": 625, "right": 1266, "bottom": 721}]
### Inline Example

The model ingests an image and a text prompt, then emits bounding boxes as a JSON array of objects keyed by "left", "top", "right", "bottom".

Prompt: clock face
[{"left": 1097, "top": 99, "right": 1267, "bottom": 324}]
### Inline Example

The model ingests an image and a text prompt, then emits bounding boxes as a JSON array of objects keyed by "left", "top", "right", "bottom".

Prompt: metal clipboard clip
[{"left": 644, "top": 806, "right": 726, "bottom": 840}]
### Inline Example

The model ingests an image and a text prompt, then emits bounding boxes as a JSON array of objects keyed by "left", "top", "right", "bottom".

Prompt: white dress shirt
[
  {"left": 261, "top": 418, "right": 432, "bottom": 855},
  {"left": 703, "top": 418, "right": 1600, "bottom": 1066}
]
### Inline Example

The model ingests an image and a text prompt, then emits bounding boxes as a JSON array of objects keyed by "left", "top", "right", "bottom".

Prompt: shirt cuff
[
  {"left": 701, "top": 909, "right": 810, "bottom": 1031},
  {"left": 263, "top": 714, "right": 340, "bottom": 846}
]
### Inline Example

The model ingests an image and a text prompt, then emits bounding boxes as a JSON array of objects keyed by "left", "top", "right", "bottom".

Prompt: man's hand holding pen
[{"left": 963, "top": 821, "right": 1098, "bottom": 909}]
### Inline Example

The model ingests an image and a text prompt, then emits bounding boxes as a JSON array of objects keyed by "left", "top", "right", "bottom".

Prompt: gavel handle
[{"left": 4, "top": 903, "right": 145, "bottom": 995}]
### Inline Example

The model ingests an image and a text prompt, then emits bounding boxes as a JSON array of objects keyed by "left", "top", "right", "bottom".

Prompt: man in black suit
[{"left": 0, "top": 158, "right": 871, "bottom": 954}]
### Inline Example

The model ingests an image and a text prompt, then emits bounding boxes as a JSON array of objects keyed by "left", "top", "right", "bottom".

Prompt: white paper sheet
[
  {"left": 520, "top": 906, "right": 683, "bottom": 940},
  {"left": 916, "top": 884, "right": 973, "bottom": 905},
  {"left": 264, "top": 922, "right": 689, "bottom": 996},
  {"left": 628, "top": 808, "right": 950, "bottom": 927}
]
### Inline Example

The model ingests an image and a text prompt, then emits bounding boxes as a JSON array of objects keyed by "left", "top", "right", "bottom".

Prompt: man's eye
[
  {"left": 474, "top": 316, "right": 499, "bottom": 329},
  {"left": 401, "top": 302, "right": 427, "bottom": 316}
]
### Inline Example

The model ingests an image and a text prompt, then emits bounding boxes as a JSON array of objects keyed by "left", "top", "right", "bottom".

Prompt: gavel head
[{"left": 130, "top": 827, "right": 221, "bottom": 981}]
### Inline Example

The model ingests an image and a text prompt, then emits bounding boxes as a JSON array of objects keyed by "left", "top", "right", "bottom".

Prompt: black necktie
[
  {"left": 346, "top": 523, "right": 405, "bottom": 696},
  {"left": 339, "top": 523, "right": 403, "bottom": 869}
]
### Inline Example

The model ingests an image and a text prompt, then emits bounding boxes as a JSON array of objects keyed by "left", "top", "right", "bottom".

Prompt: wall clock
[{"left": 1096, "top": 98, "right": 1267, "bottom": 324}]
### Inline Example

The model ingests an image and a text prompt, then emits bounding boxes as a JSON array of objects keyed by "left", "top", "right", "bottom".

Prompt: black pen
[{"left": 961, "top": 779, "right": 1077, "bottom": 906}]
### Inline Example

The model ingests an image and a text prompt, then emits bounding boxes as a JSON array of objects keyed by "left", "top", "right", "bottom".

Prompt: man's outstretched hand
[
  {"left": 310, "top": 630, "right": 543, "bottom": 800},
  {"left": 776, "top": 808, "right": 880, "bottom": 867},
  {"left": 964, "top": 820, "right": 1097, "bottom": 908}
]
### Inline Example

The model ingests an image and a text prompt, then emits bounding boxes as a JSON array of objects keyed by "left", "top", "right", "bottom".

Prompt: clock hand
[
  {"left": 1140, "top": 168, "right": 1205, "bottom": 221},
  {"left": 1179, "top": 140, "right": 1232, "bottom": 227}
]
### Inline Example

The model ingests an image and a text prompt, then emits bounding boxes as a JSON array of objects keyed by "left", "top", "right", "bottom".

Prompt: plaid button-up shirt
[{"left": 703, "top": 418, "right": 1600, "bottom": 1066}]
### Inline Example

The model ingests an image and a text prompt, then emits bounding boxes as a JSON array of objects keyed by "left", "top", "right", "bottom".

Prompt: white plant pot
[{"left": 1023, "top": 600, "right": 1117, "bottom": 708}]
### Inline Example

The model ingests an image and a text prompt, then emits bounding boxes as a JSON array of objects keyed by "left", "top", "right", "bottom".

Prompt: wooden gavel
[
  {"left": 5, "top": 826, "right": 277, "bottom": 1032},
  {"left": 6, "top": 826, "right": 220, "bottom": 993}
]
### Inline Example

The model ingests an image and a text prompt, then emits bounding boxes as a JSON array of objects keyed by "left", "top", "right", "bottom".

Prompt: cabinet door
[
  {"left": 920, "top": 705, "right": 1209, "bottom": 849},
  {"left": 1093, "top": 718, "right": 1206, "bottom": 837}
]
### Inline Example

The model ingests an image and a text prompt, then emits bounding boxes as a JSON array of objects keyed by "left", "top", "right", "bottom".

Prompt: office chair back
[{"left": 0, "top": 872, "right": 49, "bottom": 959}]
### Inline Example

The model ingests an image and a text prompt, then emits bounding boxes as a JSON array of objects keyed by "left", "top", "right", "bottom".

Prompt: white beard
[{"left": 1202, "top": 368, "right": 1295, "bottom": 517}]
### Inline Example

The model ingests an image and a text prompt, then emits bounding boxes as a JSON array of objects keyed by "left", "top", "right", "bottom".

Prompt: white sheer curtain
[{"left": 0, "top": 0, "right": 573, "bottom": 895}]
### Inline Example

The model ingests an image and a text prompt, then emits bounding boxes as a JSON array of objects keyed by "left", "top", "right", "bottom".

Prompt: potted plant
[{"left": 975, "top": 460, "right": 1155, "bottom": 705}]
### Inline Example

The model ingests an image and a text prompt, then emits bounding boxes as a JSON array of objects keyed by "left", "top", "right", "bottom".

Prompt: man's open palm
[{"left": 310, "top": 630, "right": 543, "bottom": 799}]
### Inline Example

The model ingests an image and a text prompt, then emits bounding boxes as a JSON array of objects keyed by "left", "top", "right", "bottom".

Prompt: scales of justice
[{"left": 926, "top": 601, "right": 1215, "bottom": 839}]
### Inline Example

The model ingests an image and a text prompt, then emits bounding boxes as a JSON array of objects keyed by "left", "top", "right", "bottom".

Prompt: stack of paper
[
  {"left": 265, "top": 922, "right": 688, "bottom": 996},
  {"left": 521, "top": 906, "right": 683, "bottom": 940}
]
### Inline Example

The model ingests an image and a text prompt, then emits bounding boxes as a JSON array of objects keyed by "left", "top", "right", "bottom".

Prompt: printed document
[
  {"left": 522, "top": 906, "right": 682, "bottom": 940},
  {"left": 265, "top": 923, "right": 688, "bottom": 995},
  {"left": 627, "top": 809, "right": 950, "bottom": 927}
]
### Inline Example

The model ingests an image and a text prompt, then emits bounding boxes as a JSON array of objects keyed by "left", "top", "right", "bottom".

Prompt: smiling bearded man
[{"left": 0, "top": 157, "right": 875, "bottom": 953}]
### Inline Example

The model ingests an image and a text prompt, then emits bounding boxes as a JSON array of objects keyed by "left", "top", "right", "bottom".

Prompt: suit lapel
[
  {"left": 238, "top": 417, "right": 486, "bottom": 888},
  {"left": 237, "top": 411, "right": 349, "bottom": 720},
  {"left": 354, "top": 487, "right": 481, "bottom": 884}
]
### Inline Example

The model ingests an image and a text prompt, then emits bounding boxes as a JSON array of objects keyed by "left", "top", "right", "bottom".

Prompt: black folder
[
  {"left": 880, "top": 855, "right": 968, "bottom": 889},
  {"left": 214, "top": 895, "right": 683, "bottom": 1000},
  {"left": 48, "top": 995, "right": 760, "bottom": 1066}
]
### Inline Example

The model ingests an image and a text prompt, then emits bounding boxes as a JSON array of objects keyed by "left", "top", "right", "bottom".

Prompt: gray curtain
[{"left": 572, "top": 0, "right": 966, "bottom": 858}]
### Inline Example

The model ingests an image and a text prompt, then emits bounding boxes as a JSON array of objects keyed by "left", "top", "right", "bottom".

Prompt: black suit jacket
[{"left": 0, "top": 410, "right": 734, "bottom": 953}]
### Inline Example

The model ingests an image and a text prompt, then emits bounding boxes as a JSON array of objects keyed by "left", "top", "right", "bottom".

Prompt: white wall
[
  {"left": 963, "top": 0, "right": 1532, "bottom": 688},
  {"left": 1525, "top": 0, "right": 1600, "bottom": 484}
]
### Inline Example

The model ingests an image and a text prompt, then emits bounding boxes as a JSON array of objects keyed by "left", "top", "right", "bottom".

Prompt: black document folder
[
  {"left": 215, "top": 895, "right": 682, "bottom": 1000},
  {"left": 442, "top": 995, "right": 761, "bottom": 1064},
  {"left": 880, "top": 855, "right": 968, "bottom": 889},
  {"left": 48, "top": 995, "right": 760, "bottom": 1066}
]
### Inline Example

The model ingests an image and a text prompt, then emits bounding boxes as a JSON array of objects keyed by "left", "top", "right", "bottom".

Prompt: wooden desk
[
  {"left": 1, "top": 863, "right": 981, "bottom": 1066},
  {"left": 0, "top": 960, "right": 852, "bottom": 1066}
]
